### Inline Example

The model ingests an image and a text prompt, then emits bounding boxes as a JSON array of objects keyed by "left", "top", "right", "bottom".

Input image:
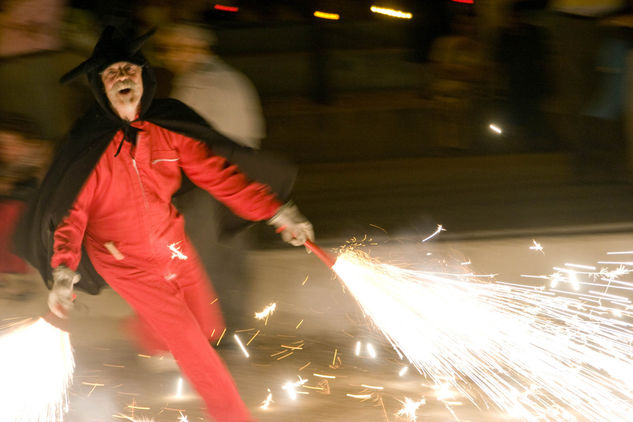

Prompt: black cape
[{"left": 15, "top": 62, "right": 296, "bottom": 294}]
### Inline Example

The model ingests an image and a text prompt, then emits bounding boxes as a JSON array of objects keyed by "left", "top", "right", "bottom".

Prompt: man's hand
[
  {"left": 267, "top": 201, "right": 314, "bottom": 247},
  {"left": 48, "top": 266, "right": 80, "bottom": 319}
]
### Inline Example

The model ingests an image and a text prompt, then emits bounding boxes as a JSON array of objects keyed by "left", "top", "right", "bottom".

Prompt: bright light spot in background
[
  {"left": 489, "top": 123, "right": 503, "bottom": 134},
  {"left": 314, "top": 10, "right": 340, "bottom": 20},
  {"left": 370, "top": 6, "right": 413, "bottom": 19},
  {"left": 214, "top": 4, "right": 238, "bottom": 12},
  {"left": 355, "top": 340, "right": 361, "bottom": 356}
]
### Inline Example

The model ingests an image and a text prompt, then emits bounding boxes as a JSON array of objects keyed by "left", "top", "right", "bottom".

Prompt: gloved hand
[
  {"left": 48, "top": 265, "right": 80, "bottom": 319},
  {"left": 267, "top": 201, "right": 314, "bottom": 247}
]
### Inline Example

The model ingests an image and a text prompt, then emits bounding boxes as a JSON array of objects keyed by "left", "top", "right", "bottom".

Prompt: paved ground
[{"left": 3, "top": 230, "right": 633, "bottom": 422}]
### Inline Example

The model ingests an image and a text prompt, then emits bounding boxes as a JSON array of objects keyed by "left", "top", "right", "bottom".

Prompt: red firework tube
[
  {"left": 275, "top": 226, "right": 336, "bottom": 268},
  {"left": 304, "top": 239, "right": 336, "bottom": 268}
]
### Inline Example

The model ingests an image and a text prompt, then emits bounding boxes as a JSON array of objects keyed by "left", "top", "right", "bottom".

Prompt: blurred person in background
[
  {"left": 494, "top": 0, "right": 556, "bottom": 152},
  {"left": 16, "top": 25, "right": 312, "bottom": 422},
  {"left": 154, "top": 22, "right": 267, "bottom": 331},
  {"left": 155, "top": 23, "right": 264, "bottom": 149},
  {"left": 0, "top": 114, "right": 50, "bottom": 299}
]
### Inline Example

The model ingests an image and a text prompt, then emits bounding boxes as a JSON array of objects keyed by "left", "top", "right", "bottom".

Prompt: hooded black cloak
[{"left": 14, "top": 27, "right": 296, "bottom": 294}]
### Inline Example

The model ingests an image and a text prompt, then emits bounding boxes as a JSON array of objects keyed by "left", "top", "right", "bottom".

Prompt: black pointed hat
[{"left": 60, "top": 26, "right": 155, "bottom": 84}]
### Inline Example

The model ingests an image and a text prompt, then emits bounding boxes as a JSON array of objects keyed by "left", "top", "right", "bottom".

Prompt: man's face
[{"left": 101, "top": 61, "right": 144, "bottom": 115}]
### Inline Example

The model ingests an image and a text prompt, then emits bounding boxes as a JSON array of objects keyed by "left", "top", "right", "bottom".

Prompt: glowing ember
[
  {"left": 332, "top": 247, "right": 633, "bottom": 421},
  {"left": 0, "top": 317, "right": 74, "bottom": 422}
]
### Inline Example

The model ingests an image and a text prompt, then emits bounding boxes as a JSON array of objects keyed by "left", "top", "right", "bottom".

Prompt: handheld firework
[
  {"left": 0, "top": 306, "right": 75, "bottom": 422},
  {"left": 302, "top": 238, "right": 633, "bottom": 421},
  {"left": 304, "top": 240, "right": 336, "bottom": 268}
]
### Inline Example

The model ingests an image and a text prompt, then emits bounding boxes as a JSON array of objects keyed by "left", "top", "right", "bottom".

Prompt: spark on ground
[
  {"left": 396, "top": 397, "right": 426, "bottom": 421},
  {"left": 529, "top": 239, "right": 544, "bottom": 253},
  {"left": 421, "top": 225, "right": 445, "bottom": 243},
  {"left": 254, "top": 303, "right": 277, "bottom": 320},
  {"left": 260, "top": 388, "right": 273, "bottom": 409}
]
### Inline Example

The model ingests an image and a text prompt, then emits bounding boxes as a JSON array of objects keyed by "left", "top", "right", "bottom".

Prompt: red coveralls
[{"left": 51, "top": 121, "right": 282, "bottom": 422}]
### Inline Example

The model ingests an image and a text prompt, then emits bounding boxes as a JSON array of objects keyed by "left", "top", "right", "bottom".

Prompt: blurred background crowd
[
  {"left": 2, "top": 0, "right": 633, "bottom": 296},
  {"left": 3, "top": 0, "right": 633, "bottom": 167}
]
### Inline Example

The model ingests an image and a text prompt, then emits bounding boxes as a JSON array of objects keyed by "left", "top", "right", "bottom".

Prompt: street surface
[{"left": 3, "top": 231, "right": 633, "bottom": 422}]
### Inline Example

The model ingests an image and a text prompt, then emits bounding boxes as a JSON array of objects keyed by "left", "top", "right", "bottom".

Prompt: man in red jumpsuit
[{"left": 39, "top": 27, "right": 313, "bottom": 422}]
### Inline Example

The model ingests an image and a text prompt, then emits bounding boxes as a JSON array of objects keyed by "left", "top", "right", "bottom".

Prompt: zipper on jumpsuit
[
  {"left": 131, "top": 158, "right": 149, "bottom": 210},
  {"left": 131, "top": 155, "right": 179, "bottom": 287}
]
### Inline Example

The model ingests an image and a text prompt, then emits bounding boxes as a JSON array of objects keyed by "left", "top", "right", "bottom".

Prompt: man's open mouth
[{"left": 118, "top": 88, "right": 131, "bottom": 95}]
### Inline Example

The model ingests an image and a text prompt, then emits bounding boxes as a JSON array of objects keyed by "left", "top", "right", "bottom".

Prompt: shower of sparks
[
  {"left": 529, "top": 239, "right": 544, "bottom": 253},
  {"left": 234, "top": 334, "right": 250, "bottom": 358},
  {"left": 282, "top": 377, "right": 308, "bottom": 400},
  {"left": 260, "top": 389, "right": 273, "bottom": 409},
  {"left": 178, "top": 412, "right": 188, "bottom": 422},
  {"left": 0, "top": 317, "right": 74, "bottom": 422},
  {"left": 331, "top": 247, "right": 633, "bottom": 421},
  {"left": 421, "top": 225, "right": 445, "bottom": 243},
  {"left": 254, "top": 303, "right": 277, "bottom": 321},
  {"left": 168, "top": 242, "right": 188, "bottom": 260},
  {"left": 396, "top": 397, "right": 427, "bottom": 421}
]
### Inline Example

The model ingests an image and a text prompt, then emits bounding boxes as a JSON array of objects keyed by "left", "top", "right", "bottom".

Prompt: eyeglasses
[{"left": 100, "top": 63, "right": 143, "bottom": 82}]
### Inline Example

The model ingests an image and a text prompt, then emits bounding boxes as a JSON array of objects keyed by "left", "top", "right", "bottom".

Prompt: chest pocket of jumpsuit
[{"left": 151, "top": 150, "right": 181, "bottom": 177}]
